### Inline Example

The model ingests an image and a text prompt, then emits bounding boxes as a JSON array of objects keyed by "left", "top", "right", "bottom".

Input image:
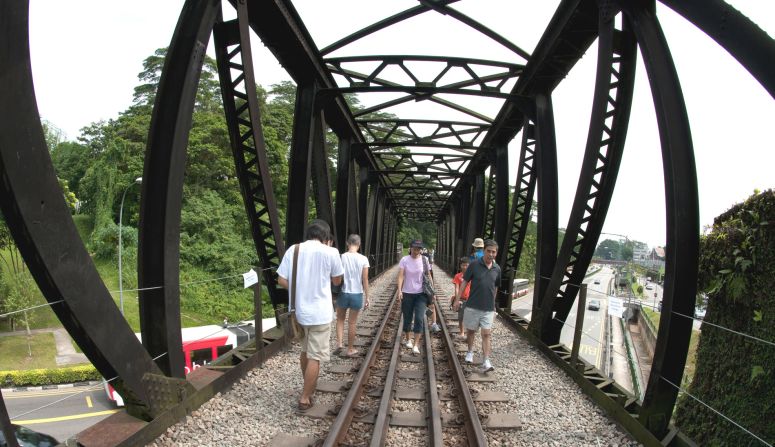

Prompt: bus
[
  {"left": 512, "top": 278, "right": 529, "bottom": 299},
  {"left": 106, "top": 324, "right": 253, "bottom": 406}
]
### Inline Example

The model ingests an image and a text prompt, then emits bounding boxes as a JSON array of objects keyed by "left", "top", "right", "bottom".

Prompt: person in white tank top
[{"left": 334, "top": 234, "right": 370, "bottom": 357}]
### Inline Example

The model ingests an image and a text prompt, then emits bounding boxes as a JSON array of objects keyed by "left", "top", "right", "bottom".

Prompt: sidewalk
[{"left": 610, "top": 317, "right": 634, "bottom": 394}]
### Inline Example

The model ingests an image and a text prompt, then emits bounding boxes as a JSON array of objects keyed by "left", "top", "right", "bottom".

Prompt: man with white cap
[{"left": 469, "top": 237, "right": 485, "bottom": 262}]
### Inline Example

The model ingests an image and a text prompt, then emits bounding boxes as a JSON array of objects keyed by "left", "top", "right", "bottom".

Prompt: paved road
[
  {"left": 511, "top": 266, "right": 614, "bottom": 368},
  {"left": 3, "top": 384, "right": 118, "bottom": 442}
]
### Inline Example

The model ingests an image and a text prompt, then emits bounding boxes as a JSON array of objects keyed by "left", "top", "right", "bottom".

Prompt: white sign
[
  {"left": 608, "top": 297, "right": 624, "bottom": 319},
  {"left": 242, "top": 268, "right": 258, "bottom": 288}
]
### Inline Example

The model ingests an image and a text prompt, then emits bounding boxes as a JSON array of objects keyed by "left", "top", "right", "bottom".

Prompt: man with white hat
[{"left": 469, "top": 237, "right": 485, "bottom": 262}]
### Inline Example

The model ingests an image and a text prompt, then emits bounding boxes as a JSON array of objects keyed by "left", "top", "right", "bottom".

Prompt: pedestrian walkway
[
  {"left": 52, "top": 328, "right": 88, "bottom": 365},
  {"left": 627, "top": 320, "right": 653, "bottom": 393},
  {"left": 610, "top": 317, "right": 634, "bottom": 394}
]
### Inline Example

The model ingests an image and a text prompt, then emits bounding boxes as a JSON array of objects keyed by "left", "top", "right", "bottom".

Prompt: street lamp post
[{"left": 119, "top": 177, "right": 142, "bottom": 315}]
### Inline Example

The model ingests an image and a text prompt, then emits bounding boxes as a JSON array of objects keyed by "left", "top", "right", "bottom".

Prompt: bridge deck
[{"left": 147, "top": 265, "right": 635, "bottom": 446}]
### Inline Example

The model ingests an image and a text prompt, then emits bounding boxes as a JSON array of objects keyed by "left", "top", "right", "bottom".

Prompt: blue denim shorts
[{"left": 337, "top": 292, "right": 364, "bottom": 310}]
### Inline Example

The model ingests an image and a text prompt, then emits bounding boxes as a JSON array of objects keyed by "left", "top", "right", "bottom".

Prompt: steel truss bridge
[{"left": 0, "top": 0, "right": 773, "bottom": 445}]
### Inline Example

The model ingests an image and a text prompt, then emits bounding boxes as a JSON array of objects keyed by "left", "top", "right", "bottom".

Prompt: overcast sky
[{"left": 28, "top": 1, "right": 774, "bottom": 248}]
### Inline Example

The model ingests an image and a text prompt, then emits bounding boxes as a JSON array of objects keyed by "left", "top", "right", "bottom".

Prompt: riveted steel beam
[
  {"left": 285, "top": 83, "right": 316, "bottom": 245},
  {"left": 499, "top": 122, "right": 537, "bottom": 311},
  {"left": 659, "top": 0, "right": 775, "bottom": 99},
  {"left": 529, "top": 92, "right": 559, "bottom": 340},
  {"left": 336, "top": 137, "right": 353, "bottom": 248},
  {"left": 213, "top": 0, "right": 286, "bottom": 309},
  {"left": 538, "top": 11, "right": 637, "bottom": 345},
  {"left": 310, "top": 109, "right": 337, "bottom": 241},
  {"left": 1, "top": 0, "right": 167, "bottom": 419},
  {"left": 482, "top": 164, "right": 497, "bottom": 240},
  {"left": 617, "top": 1, "right": 699, "bottom": 437},
  {"left": 138, "top": 0, "right": 221, "bottom": 380}
]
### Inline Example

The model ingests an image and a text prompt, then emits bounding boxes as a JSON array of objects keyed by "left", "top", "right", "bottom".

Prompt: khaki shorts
[
  {"left": 301, "top": 323, "right": 331, "bottom": 362},
  {"left": 463, "top": 307, "right": 495, "bottom": 331}
]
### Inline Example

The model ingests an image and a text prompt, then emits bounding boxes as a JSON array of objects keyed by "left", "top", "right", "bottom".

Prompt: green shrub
[
  {"left": 674, "top": 190, "right": 774, "bottom": 445},
  {"left": 0, "top": 364, "right": 100, "bottom": 387}
]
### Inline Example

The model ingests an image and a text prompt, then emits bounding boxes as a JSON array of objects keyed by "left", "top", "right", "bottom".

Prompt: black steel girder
[
  {"left": 138, "top": 0, "right": 221, "bottom": 380},
  {"left": 0, "top": 1, "right": 164, "bottom": 418},
  {"left": 357, "top": 119, "right": 489, "bottom": 148},
  {"left": 213, "top": 0, "right": 286, "bottom": 309},
  {"left": 617, "top": 1, "right": 700, "bottom": 437},
  {"left": 536, "top": 12, "right": 637, "bottom": 345},
  {"left": 498, "top": 122, "right": 537, "bottom": 311}
]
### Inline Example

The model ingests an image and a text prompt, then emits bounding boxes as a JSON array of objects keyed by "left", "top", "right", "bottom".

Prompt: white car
[
  {"left": 645, "top": 284, "right": 654, "bottom": 290},
  {"left": 694, "top": 307, "right": 707, "bottom": 319},
  {"left": 587, "top": 299, "right": 601, "bottom": 311}
]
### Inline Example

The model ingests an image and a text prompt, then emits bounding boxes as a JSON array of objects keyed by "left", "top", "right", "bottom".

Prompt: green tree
[{"left": 51, "top": 141, "right": 90, "bottom": 197}]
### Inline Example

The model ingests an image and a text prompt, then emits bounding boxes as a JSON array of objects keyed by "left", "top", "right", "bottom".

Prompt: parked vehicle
[
  {"left": 0, "top": 424, "right": 59, "bottom": 447},
  {"left": 645, "top": 284, "right": 654, "bottom": 290},
  {"left": 511, "top": 278, "right": 529, "bottom": 299},
  {"left": 694, "top": 307, "right": 707, "bottom": 319},
  {"left": 587, "top": 299, "right": 601, "bottom": 311}
]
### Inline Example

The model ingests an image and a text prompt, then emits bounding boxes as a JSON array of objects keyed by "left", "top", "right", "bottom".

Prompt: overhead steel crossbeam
[
  {"left": 327, "top": 55, "right": 523, "bottom": 103},
  {"left": 235, "top": 0, "right": 396, "bottom": 205},
  {"left": 357, "top": 118, "right": 490, "bottom": 148},
  {"left": 372, "top": 153, "right": 472, "bottom": 175}
]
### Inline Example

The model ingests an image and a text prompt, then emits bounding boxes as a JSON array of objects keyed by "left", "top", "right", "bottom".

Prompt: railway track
[{"left": 271, "top": 270, "right": 520, "bottom": 446}]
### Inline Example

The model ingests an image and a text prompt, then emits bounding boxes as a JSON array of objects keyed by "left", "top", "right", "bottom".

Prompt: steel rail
[
  {"left": 323, "top": 285, "right": 400, "bottom": 446},
  {"left": 369, "top": 299, "right": 405, "bottom": 446},
  {"left": 435, "top": 302, "right": 488, "bottom": 446},
  {"left": 422, "top": 314, "right": 444, "bottom": 446}
]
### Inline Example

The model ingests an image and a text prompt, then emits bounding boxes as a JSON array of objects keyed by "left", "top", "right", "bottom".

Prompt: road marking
[
  {"left": 596, "top": 301, "right": 606, "bottom": 368},
  {"left": 580, "top": 345, "right": 598, "bottom": 356},
  {"left": 13, "top": 409, "right": 119, "bottom": 425},
  {"left": 86, "top": 396, "right": 93, "bottom": 408},
  {"left": 2, "top": 388, "right": 93, "bottom": 398}
]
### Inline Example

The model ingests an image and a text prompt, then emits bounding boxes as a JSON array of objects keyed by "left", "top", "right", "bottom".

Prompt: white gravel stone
[{"left": 148, "top": 266, "right": 640, "bottom": 446}]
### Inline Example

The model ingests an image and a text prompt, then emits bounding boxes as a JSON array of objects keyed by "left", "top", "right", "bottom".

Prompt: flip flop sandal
[
  {"left": 297, "top": 400, "right": 313, "bottom": 411},
  {"left": 345, "top": 351, "right": 359, "bottom": 358},
  {"left": 332, "top": 347, "right": 344, "bottom": 356}
]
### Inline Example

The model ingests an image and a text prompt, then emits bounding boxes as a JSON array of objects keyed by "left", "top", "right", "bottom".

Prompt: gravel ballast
[{"left": 149, "top": 266, "right": 639, "bottom": 447}]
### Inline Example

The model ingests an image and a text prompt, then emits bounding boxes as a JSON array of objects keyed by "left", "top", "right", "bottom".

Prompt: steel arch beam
[
  {"left": 659, "top": 0, "right": 775, "bottom": 99},
  {"left": 138, "top": 0, "right": 221, "bottom": 378},
  {"left": 0, "top": 0, "right": 163, "bottom": 417},
  {"left": 618, "top": 1, "right": 700, "bottom": 437},
  {"left": 538, "top": 12, "right": 638, "bottom": 345},
  {"left": 529, "top": 92, "right": 559, "bottom": 338}
]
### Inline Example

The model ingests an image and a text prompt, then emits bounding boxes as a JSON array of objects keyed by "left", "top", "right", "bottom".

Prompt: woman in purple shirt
[{"left": 396, "top": 239, "right": 434, "bottom": 354}]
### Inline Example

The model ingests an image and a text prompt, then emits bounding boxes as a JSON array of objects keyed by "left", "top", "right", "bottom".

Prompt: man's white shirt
[{"left": 277, "top": 240, "right": 344, "bottom": 325}]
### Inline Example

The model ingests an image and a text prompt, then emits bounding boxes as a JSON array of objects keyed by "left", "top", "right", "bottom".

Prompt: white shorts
[{"left": 463, "top": 307, "right": 495, "bottom": 331}]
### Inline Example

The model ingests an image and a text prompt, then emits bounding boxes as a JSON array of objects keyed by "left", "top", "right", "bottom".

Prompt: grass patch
[
  {"left": 642, "top": 306, "right": 661, "bottom": 329},
  {"left": 682, "top": 330, "right": 701, "bottom": 388},
  {"left": 71, "top": 214, "right": 94, "bottom": 242},
  {"left": 0, "top": 333, "right": 58, "bottom": 370}
]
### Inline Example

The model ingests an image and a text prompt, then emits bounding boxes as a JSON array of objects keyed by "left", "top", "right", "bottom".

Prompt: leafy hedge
[
  {"left": 0, "top": 365, "right": 100, "bottom": 387},
  {"left": 674, "top": 190, "right": 774, "bottom": 445}
]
